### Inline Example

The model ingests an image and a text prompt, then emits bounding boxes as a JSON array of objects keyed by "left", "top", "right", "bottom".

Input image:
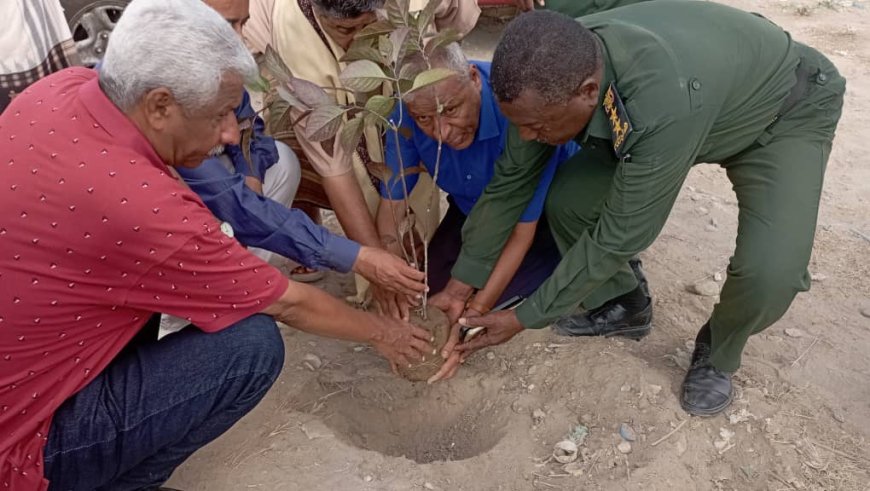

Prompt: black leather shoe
[
  {"left": 552, "top": 258, "right": 653, "bottom": 340},
  {"left": 680, "top": 324, "right": 734, "bottom": 416},
  {"left": 551, "top": 288, "right": 652, "bottom": 340}
]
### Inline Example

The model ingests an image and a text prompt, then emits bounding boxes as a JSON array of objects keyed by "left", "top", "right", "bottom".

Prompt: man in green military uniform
[{"left": 429, "top": 1, "right": 845, "bottom": 416}]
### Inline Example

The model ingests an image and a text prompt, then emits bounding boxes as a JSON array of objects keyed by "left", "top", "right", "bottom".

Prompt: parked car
[{"left": 60, "top": 0, "right": 129, "bottom": 66}]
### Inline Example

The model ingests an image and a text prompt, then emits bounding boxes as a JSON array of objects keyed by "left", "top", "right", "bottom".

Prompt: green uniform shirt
[{"left": 452, "top": 0, "right": 804, "bottom": 328}]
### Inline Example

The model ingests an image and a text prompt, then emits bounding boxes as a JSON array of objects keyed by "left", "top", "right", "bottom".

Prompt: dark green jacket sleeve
[
  {"left": 450, "top": 124, "right": 555, "bottom": 287},
  {"left": 516, "top": 113, "right": 715, "bottom": 328}
]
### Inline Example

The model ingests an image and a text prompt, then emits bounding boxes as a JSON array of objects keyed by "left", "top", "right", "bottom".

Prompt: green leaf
[
  {"left": 424, "top": 28, "right": 461, "bottom": 57},
  {"left": 261, "top": 46, "right": 293, "bottom": 84},
  {"left": 389, "top": 27, "right": 411, "bottom": 66},
  {"left": 406, "top": 67, "right": 456, "bottom": 94},
  {"left": 398, "top": 61, "right": 424, "bottom": 82},
  {"left": 355, "top": 20, "right": 394, "bottom": 39},
  {"left": 287, "top": 77, "right": 332, "bottom": 107},
  {"left": 341, "top": 42, "right": 383, "bottom": 64},
  {"left": 377, "top": 36, "right": 393, "bottom": 67},
  {"left": 339, "top": 116, "right": 365, "bottom": 153},
  {"left": 365, "top": 95, "right": 397, "bottom": 119},
  {"left": 276, "top": 84, "right": 309, "bottom": 111},
  {"left": 304, "top": 105, "right": 347, "bottom": 142},
  {"left": 340, "top": 60, "right": 391, "bottom": 93},
  {"left": 416, "top": 0, "right": 440, "bottom": 33},
  {"left": 385, "top": 0, "right": 410, "bottom": 26},
  {"left": 245, "top": 75, "right": 271, "bottom": 94}
]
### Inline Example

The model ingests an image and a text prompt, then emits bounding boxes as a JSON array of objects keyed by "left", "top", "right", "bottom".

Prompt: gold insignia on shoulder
[{"left": 602, "top": 82, "right": 633, "bottom": 159}]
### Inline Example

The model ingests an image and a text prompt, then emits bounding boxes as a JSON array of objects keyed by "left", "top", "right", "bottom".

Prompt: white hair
[{"left": 99, "top": 0, "right": 257, "bottom": 112}]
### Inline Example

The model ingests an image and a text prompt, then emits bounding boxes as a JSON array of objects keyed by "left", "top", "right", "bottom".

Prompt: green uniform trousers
[{"left": 544, "top": 45, "right": 845, "bottom": 372}]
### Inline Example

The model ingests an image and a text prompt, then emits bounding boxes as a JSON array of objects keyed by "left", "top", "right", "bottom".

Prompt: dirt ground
[{"left": 167, "top": 1, "right": 870, "bottom": 489}]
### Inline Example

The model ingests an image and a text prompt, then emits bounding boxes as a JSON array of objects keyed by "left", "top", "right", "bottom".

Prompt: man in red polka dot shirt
[{"left": 0, "top": 1, "right": 433, "bottom": 489}]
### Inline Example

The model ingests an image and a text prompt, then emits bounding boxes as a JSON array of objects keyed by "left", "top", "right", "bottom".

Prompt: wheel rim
[{"left": 70, "top": 3, "right": 126, "bottom": 67}]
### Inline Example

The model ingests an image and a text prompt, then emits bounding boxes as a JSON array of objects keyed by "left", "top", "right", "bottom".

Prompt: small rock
[
  {"left": 532, "top": 409, "right": 546, "bottom": 424},
  {"left": 713, "top": 427, "right": 735, "bottom": 452},
  {"left": 563, "top": 461, "right": 585, "bottom": 476},
  {"left": 527, "top": 384, "right": 536, "bottom": 391},
  {"left": 832, "top": 410, "right": 846, "bottom": 423},
  {"left": 784, "top": 327, "right": 806, "bottom": 338},
  {"left": 553, "top": 440, "right": 579, "bottom": 463},
  {"left": 527, "top": 365, "right": 538, "bottom": 375},
  {"left": 728, "top": 408, "right": 755, "bottom": 425},
  {"left": 713, "top": 272, "right": 724, "bottom": 282},
  {"left": 617, "top": 441, "right": 632, "bottom": 454},
  {"left": 709, "top": 217, "right": 718, "bottom": 227},
  {"left": 364, "top": 475, "right": 373, "bottom": 482},
  {"left": 647, "top": 384, "right": 662, "bottom": 396},
  {"left": 810, "top": 272, "right": 827, "bottom": 282},
  {"left": 687, "top": 185, "right": 696, "bottom": 192},
  {"left": 543, "top": 360, "right": 554, "bottom": 368},
  {"left": 688, "top": 280, "right": 720, "bottom": 297},
  {"left": 705, "top": 224, "right": 718, "bottom": 232},
  {"left": 302, "top": 353, "right": 322, "bottom": 371},
  {"left": 353, "top": 345, "right": 365, "bottom": 352},
  {"left": 697, "top": 206, "right": 710, "bottom": 215},
  {"left": 860, "top": 306, "right": 870, "bottom": 319},
  {"left": 618, "top": 423, "right": 637, "bottom": 442},
  {"left": 486, "top": 351, "right": 496, "bottom": 360},
  {"left": 620, "top": 384, "right": 632, "bottom": 393},
  {"left": 690, "top": 194, "right": 701, "bottom": 202},
  {"left": 423, "top": 482, "right": 435, "bottom": 490},
  {"left": 675, "top": 434, "right": 688, "bottom": 456}
]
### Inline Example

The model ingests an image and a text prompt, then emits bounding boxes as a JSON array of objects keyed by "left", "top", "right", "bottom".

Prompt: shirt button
[
  {"left": 691, "top": 79, "right": 702, "bottom": 90},
  {"left": 817, "top": 72, "right": 828, "bottom": 83},
  {"left": 466, "top": 175, "right": 472, "bottom": 180}
]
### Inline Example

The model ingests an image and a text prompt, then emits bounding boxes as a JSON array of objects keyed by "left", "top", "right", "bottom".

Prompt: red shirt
[{"left": 0, "top": 68, "right": 289, "bottom": 490}]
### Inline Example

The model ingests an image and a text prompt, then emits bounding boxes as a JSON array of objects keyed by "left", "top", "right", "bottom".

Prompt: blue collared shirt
[
  {"left": 380, "top": 61, "right": 580, "bottom": 222},
  {"left": 176, "top": 90, "right": 359, "bottom": 272}
]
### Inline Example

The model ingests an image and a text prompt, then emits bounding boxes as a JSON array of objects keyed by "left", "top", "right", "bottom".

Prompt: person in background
[
  {"left": 244, "top": 0, "right": 480, "bottom": 314},
  {"left": 0, "top": 0, "right": 80, "bottom": 112}
]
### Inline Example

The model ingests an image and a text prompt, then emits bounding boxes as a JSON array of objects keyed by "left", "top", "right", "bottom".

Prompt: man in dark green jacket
[{"left": 429, "top": 1, "right": 845, "bottom": 416}]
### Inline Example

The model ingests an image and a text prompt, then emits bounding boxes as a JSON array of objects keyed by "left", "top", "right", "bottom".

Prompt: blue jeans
[{"left": 43, "top": 314, "right": 285, "bottom": 491}]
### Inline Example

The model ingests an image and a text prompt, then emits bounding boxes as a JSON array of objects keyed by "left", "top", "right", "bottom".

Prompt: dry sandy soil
[{"left": 168, "top": 1, "right": 870, "bottom": 489}]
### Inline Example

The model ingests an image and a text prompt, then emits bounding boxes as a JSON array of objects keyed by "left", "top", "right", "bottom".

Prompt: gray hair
[
  {"left": 402, "top": 42, "right": 470, "bottom": 104},
  {"left": 491, "top": 11, "right": 602, "bottom": 104},
  {"left": 99, "top": 0, "right": 257, "bottom": 113},
  {"left": 312, "top": 0, "right": 385, "bottom": 18}
]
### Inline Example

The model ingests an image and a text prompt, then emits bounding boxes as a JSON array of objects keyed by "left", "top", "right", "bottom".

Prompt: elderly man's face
[
  {"left": 405, "top": 65, "right": 483, "bottom": 151},
  {"left": 140, "top": 74, "right": 244, "bottom": 168},
  {"left": 318, "top": 11, "right": 378, "bottom": 51},
  {"left": 205, "top": 0, "right": 250, "bottom": 35}
]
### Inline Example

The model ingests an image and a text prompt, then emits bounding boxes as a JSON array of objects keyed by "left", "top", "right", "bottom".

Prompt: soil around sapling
[{"left": 397, "top": 306, "right": 450, "bottom": 381}]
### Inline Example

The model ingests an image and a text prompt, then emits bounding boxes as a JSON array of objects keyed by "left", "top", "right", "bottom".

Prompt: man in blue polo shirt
[{"left": 376, "top": 42, "right": 580, "bottom": 319}]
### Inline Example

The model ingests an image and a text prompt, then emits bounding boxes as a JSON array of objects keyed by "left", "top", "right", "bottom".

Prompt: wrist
[
  {"left": 467, "top": 298, "right": 490, "bottom": 314},
  {"left": 352, "top": 246, "right": 372, "bottom": 275},
  {"left": 444, "top": 278, "right": 474, "bottom": 300}
]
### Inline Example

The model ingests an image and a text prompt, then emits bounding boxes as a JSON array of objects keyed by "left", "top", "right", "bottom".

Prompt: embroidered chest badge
[{"left": 602, "top": 82, "right": 633, "bottom": 159}]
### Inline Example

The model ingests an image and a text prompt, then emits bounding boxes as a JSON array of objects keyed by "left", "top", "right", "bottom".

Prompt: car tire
[{"left": 60, "top": 0, "right": 130, "bottom": 66}]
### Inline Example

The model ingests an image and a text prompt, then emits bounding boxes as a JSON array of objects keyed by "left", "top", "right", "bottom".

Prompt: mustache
[{"left": 207, "top": 144, "right": 225, "bottom": 157}]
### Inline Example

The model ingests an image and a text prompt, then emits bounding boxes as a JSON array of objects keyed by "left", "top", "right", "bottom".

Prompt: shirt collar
[
  {"left": 577, "top": 35, "right": 617, "bottom": 145},
  {"left": 78, "top": 75, "right": 168, "bottom": 171},
  {"left": 475, "top": 63, "right": 501, "bottom": 142}
]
